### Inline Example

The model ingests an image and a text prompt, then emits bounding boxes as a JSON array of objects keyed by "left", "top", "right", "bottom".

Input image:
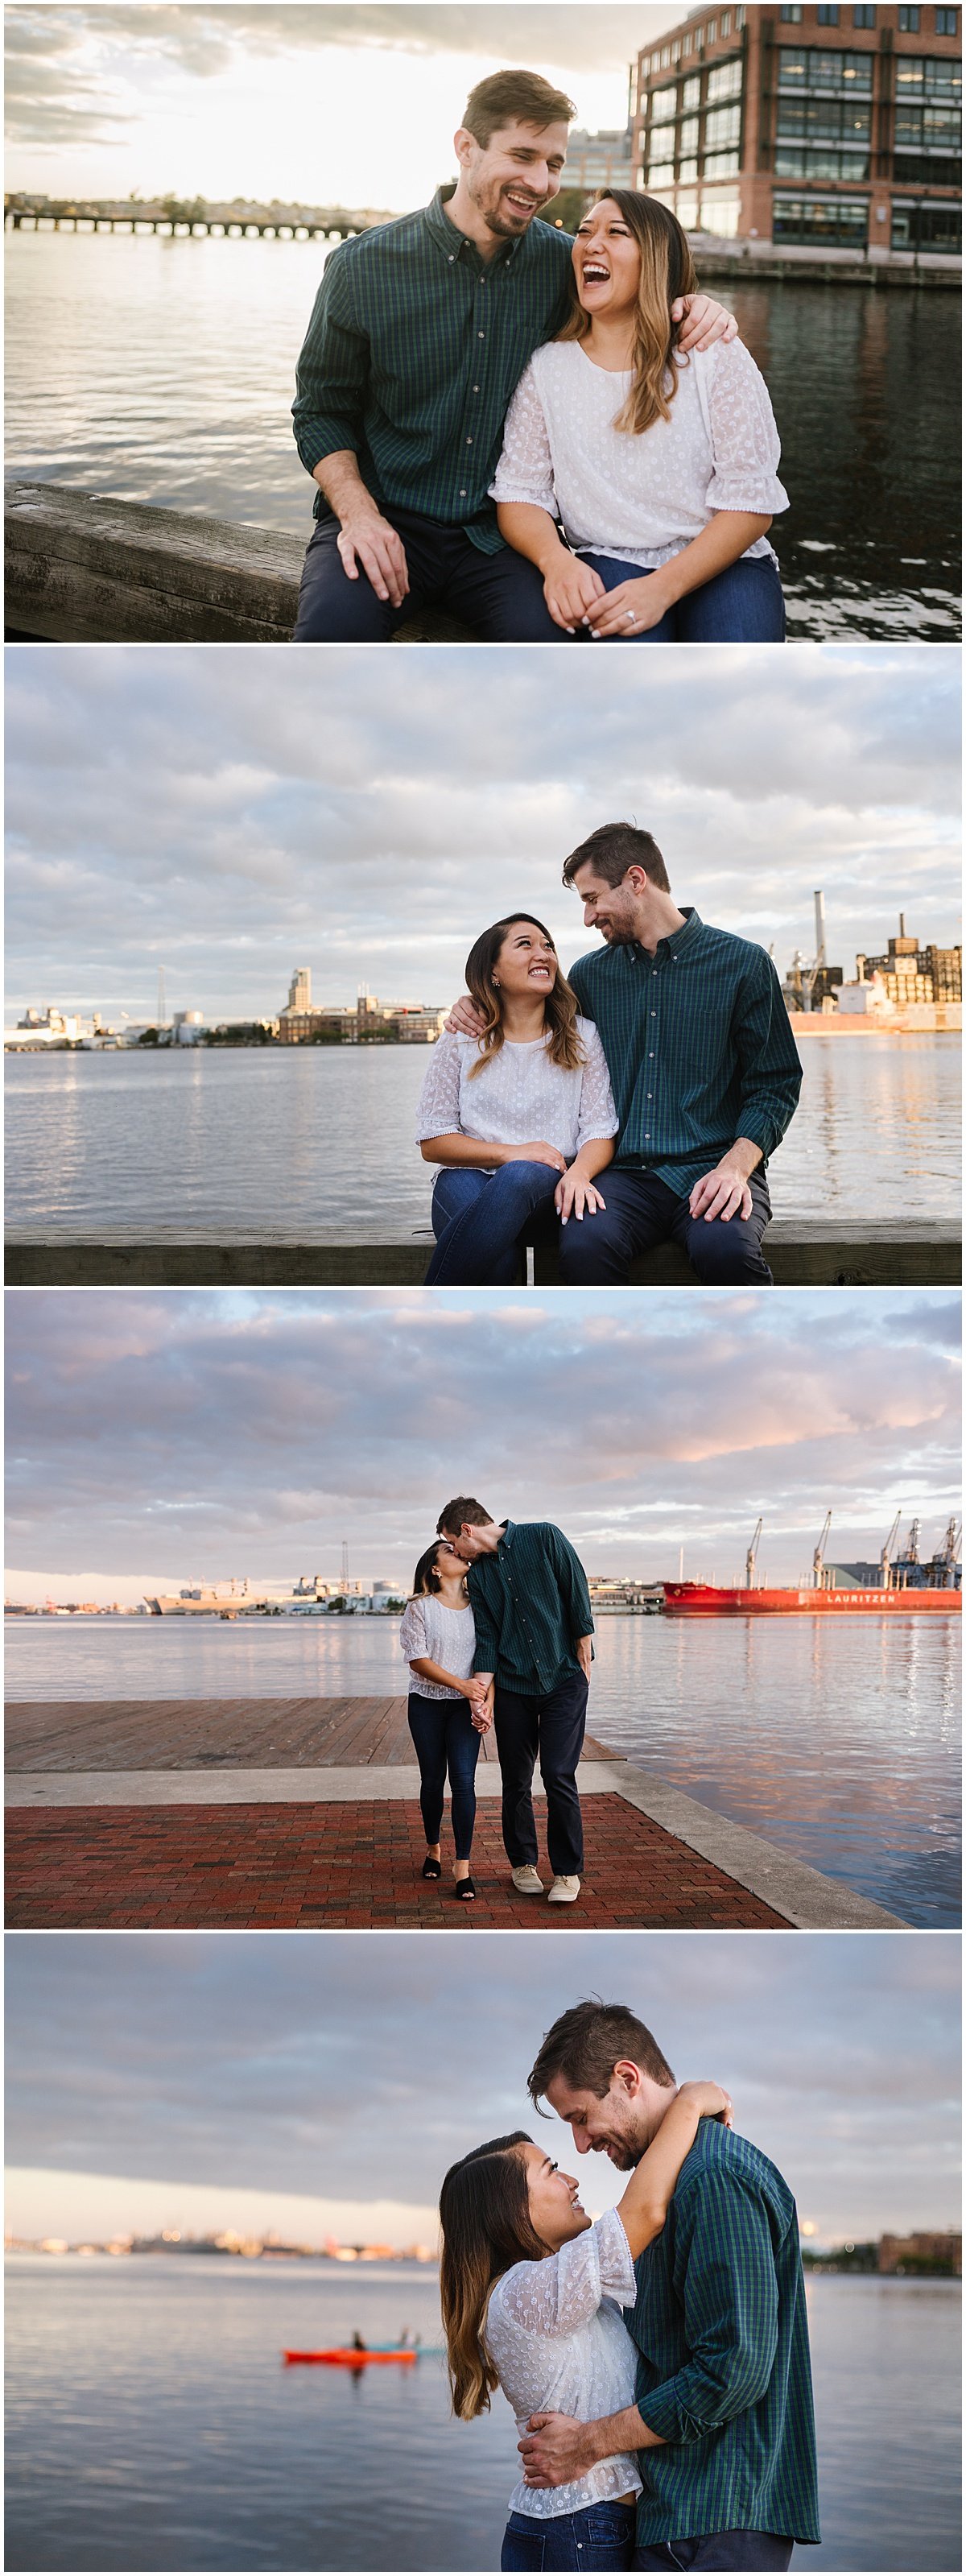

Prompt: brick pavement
[{"left": 5, "top": 1796, "right": 786, "bottom": 1929}]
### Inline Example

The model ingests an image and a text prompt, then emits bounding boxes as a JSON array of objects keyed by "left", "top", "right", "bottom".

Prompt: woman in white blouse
[
  {"left": 415, "top": 914, "right": 618, "bottom": 1284},
  {"left": 491, "top": 190, "right": 787, "bottom": 645},
  {"left": 440, "top": 2081, "right": 732, "bottom": 2571},
  {"left": 398, "top": 1540, "right": 490, "bottom": 1902}
]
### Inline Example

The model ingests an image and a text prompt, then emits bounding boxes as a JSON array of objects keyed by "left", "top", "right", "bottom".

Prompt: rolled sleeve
[
  {"left": 702, "top": 341, "right": 789, "bottom": 522},
  {"left": 638, "top": 2173, "right": 780, "bottom": 2447},
  {"left": 292, "top": 250, "right": 368, "bottom": 477},
  {"left": 733, "top": 956, "right": 803, "bottom": 1160},
  {"left": 489, "top": 361, "right": 559, "bottom": 515}
]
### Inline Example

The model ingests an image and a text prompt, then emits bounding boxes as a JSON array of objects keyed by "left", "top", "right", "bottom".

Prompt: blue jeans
[
  {"left": 496, "top": 1668, "right": 588, "bottom": 1877},
  {"left": 555, "top": 1169, "right": 773, "bottom": 1287},
  {"left": 633, "top": 2536, "right": 793, "bottom": 2571},
  {"left": 577, "top": 551, "right": 786, "bottom": 644},
  {"left": 425, "top": 1162, "right": 563, "bottom": 1285},
  {"left": 407, "top": 1693, "right": 481, "bottom": 1859},
  {"left": 293, "top": 507, "right": 561, "bottom": 641},
  {"left": 502, "top": 2502, "right": 637, "bottom": 2570}
]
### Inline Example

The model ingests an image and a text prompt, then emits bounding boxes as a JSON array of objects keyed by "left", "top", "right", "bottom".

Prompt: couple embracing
[
  {"left": 292, "top": 68, "right": 788, "bottom": 645},
  {"left": 415, "top": 827, "right": 803, "bottom": 1288},
  {"left": 399, "top": 1502, "right": 594, "bottom": 1908},
  {"left": 441, "top": 1999, "right": 820, "bottom": 2574}
]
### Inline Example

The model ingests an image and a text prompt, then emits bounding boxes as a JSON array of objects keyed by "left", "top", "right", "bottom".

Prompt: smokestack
[
  {"left": 899, "top": 912, "right": 906, "bottom": 938},
  {"left": 814, "top": 890, "right": 827, "bottom": 970}
]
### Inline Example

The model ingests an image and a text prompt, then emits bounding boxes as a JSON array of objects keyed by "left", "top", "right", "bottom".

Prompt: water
[
  {"left": 4, "top": 2259, "right": 960, "bottom": 2570},
  {"left": 6, "top": 1614, "right": 960, "bottom": 1929},
  {"left": 4, "top": 1036, "right": 960, "bottom": 1243},
  {"left": 5, "top": 231, "right": 960, "bottom": 641}
]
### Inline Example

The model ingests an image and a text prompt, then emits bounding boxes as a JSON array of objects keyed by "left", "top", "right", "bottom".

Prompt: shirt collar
[
  {"left": 635, "top": 907, "right": 703, "bottom": 967},
  {"left": 426, "top": 184, "right": 522, "bottom": 273}
]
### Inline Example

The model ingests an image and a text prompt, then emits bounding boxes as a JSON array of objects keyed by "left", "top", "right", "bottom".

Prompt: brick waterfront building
[{"left": 632, "top": 3, "right": 961, "bottom": 254}]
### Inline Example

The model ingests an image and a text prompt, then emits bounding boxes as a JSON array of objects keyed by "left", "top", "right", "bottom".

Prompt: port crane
[
  {"left": 745, "top": 1519, "right": 763, "bottom": 1590},
  {"left": 812, "top": 1511, "right": 832, "bottom": 1590},
  {"left": 881, "top": 1511, "right": 902, "bottom": 1589},
  {"left": 928, "top": 1516, "right": 962, "bottom": 1588}
]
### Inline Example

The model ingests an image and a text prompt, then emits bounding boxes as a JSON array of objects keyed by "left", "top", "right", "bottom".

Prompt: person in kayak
[{"left": 440, "top": 2078, "right": 732, "bottom": 2570}]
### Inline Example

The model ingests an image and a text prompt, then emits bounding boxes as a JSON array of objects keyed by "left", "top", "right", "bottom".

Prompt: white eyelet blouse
[
  {"left": 490, "top": 337, "right": 788, "bottom": 570},
  {"left": 485, "top": 2206, "right": 642, "bottom": 2521},
  {"left": 398, "top": 1594, "right": 477, "bottom": 1701},
  {"left": 415, "top": 1020, "right": 618, "bottom": 1163}
]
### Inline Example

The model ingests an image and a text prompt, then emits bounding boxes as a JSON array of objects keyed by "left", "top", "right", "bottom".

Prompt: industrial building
[
  {"left": 632, "top": 3, "right": 961, "bottom": 254},
  {"left": 278, "top": 974, "right": 447, "bottom": 1044}
]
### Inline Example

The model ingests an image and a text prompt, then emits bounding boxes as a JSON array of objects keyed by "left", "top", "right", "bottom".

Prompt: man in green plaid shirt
[
  {"left": 521, "top": 2001, "right": 820, "bottom": 2571},
  {"left": 291, "top": 68, "right": 737, "bottom": 641}
]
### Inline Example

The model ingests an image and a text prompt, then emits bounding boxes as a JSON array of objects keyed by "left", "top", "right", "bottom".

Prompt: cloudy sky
[
  {"left": 6, "top": 5, "right": 682, "bottom": 204},
  {"left": 5, "top": 1287, "right": 960, "bottom": 1598},
  {"left": 5, "top": 1930, "right": 960, "bottom": 2244},
  {"left": 6, "top": 645, "right": 960, "bottom": 1027}
]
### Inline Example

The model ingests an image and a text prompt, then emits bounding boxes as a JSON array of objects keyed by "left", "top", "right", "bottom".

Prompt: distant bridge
[{"left": 4, "top": 195, "right": 390, "bottom": 242}]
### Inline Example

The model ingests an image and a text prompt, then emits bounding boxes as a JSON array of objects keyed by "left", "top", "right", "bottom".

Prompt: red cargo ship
[{"left": 663, "top": 1581, "right": 960, "bottom": 1616}]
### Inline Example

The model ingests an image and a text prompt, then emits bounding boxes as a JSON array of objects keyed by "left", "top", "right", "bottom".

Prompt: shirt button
[
  {"left": 448, "top": 254, "right": 455, "bottom": 263},
  {"left": 473, "top": 385, "right": 479, "bottom": 392},
  {"left": 460, "top": 488, "right": 467, "bottom": 496},
  {"left": 467, "top": 436, "right": 473, "bottom": 444}
]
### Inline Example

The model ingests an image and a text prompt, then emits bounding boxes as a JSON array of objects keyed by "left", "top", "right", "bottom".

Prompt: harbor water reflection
[
  {"left": 4, "top": 2260, "right": 960, "bottom": 2571},
  {"left": 5, "top": 231, "right": 960, "bottom": 640},
  {"left": 5, "top": 1036, "right": 960, "bottom": 1241}
]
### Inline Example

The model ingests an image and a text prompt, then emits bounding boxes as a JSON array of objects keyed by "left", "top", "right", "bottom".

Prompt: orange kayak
[{"left": 283, "top": 2347, "right": 418, "bottom": 2366}]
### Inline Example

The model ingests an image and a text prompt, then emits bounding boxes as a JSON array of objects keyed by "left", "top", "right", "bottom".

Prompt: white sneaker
[
  {"left": 547, "top": 1875, "right": 581, "bottom": 1904},
  {"left": 511, "top": 1864, "right": 544, "bottom": 1896}
]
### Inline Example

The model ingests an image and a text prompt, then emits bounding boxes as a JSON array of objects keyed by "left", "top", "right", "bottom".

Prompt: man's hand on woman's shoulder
[
  {"left": 673, "top": 292, "right": 738, "bottom": 353},
  {"left": 445, "top": 995, "right": 486, "bottom": 1038}
]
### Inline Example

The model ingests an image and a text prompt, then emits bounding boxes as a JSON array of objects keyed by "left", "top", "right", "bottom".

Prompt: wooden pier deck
[
  {"left": 4, "top": 1696, "right": 621, "bottom": 1773},
  {"left": 4, "top": 1694, "right": 901, "bottom": 1933}
]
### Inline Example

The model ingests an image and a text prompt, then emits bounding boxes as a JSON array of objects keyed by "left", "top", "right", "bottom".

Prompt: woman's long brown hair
[
  {"left": 464, "top": 915, "right": 584, "bottom": 1080},
  {"left": 557, "top": 188, "right": 699, "bottom": 436},
  {"left": 440, "top": 2132, "right": 547, "bottom": 2421}
]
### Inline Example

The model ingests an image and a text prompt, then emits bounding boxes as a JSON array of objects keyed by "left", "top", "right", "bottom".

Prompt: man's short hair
[
  {"left": 437, "top": 1496, "right": 493, "bottom": 1538},
  {"left": 462, "top": 69, "right": 576, "bottom": 150},
  {"left": 562, "top": 825, "right": 671, "bottom": 895},
  {"left": 528, "top": 2001, "right": 676, "bottom": 2108}
]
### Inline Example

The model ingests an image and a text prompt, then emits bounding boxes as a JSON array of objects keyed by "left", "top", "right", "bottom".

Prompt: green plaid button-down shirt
[
  {"left": 568, "top": 911, "right": 803, "bottom": 1198},
  {"left": 468, "top": 1520, "right": 594, "bottom": 1693},
  {"left": 630, "top": 2120, "right": 820, "bottom": 2546},
  {"left": 291, "top": 188, "right": 572, "bottom": 545}
]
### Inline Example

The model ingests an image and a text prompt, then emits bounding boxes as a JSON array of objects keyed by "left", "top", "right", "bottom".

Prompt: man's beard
[
  {"left": 596, "top": 919, "right": 637, "bottom": 946},
  {"left": 475, "top": 180, "right": 544, "bottom": 240}
]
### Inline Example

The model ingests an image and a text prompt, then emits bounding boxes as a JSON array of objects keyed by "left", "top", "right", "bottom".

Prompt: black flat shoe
[
  {"left": 421, "top": 1857, "right": 442, "bottom": 1880},
  {"left": 454, "top": 1875, "right": 477, "bottom": 1901}
]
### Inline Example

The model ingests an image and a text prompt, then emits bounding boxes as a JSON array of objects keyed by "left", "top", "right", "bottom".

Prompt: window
[
  {"left": 735, "top": 5, "right": 746, "bottom": 24},
  {"left": 683, "top": 73, "right": 702, "bottom": 106},
  {"left": 720, "top": 11, "right": 732, "bottom": 31},
  {"left": 707, "top": 56, "right": 745, "bottom": 98},
  {"left": 704, "top": 101, "right": 741, "bottom": 147},
  {"left": 892, "top": 196, "right": 961, "bottom": 244},
  {"left": 852, "top": 2, "right": 876, "bottom": 19},
  {"left": 679, "top": 156, "right": 700, "bottom": 180},
  {"left": 895, "top": 52, "right": 963, "bottom": 94},
  {"left": 695, "top": 25, "right": 704, "bottom": 48},
  {"left": 898, "top": 5, "right": 921, "bottom": 25},
  {"left": 702, "top": 148, "right": 741, "bottom": 174},
  {"left": 817, "top": 3, "right": 840, "bottom": 18},
  {"left": 777, "top": 94, "right": 872, "bottom": 134},
  {"left": 781, "top": 3, "right": 803, "bottom": 15},
  {"left": 778, "top": 45, "right": 873, "bottom": 89},
  {"left": 935, "top": 5, "right": 959, "bottom": 25},
  {"left": 699, "top": 188, "right": 741, "bottom": 234},
  {"left": 679, "top": 116, "right": 700, "bottom": 151},
  {"left": 650, "top": 84, "right": 678, "bottom": 122},
  {"left": 774, "top": 143, "right": 870, "bottom": 172},
  {"left": 773, "top": 190, "right": 869, "bottom": 242},
  {"left": 707, "top": 19, "right": 718, "bottom": 41},
  {"left": 676, "top": 192, "right": 700, "bottom": 227},
  {"left": 646, "top": 159, "right": 676, "bottom": 188}
]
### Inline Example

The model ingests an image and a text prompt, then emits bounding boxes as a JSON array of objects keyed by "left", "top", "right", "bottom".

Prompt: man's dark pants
[
  {"left": 293, "top": 506, "right": 562, "bottom": 640},
  {"left": 634, "top": 2535, "right": 793, "bottom": 2571},
  {"left": 494, "top": 1668, "right": 588, "bottom": 1879},
  {"left": 555, "top": 1170, "right": 774, "bottom": 1286}
]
